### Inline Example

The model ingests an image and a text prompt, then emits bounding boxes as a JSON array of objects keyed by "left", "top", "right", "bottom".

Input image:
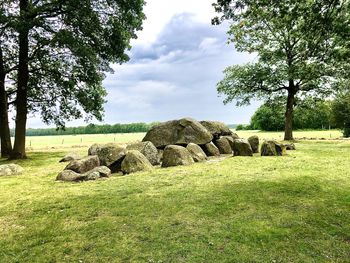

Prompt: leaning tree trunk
[
  {"left": 0, "top": 46, "right": 12, "bottom": 158},
  {"left": 284, "top": 90, "right": 295, "bottom": 141},
  {"left": 11, "top": 0, "right": 29, "bottom": 159}
]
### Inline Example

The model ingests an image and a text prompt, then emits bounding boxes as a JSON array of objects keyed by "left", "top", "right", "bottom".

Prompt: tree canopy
[
  {"left": 0, "top": 0, "right": 146, "bottom": 158},
  {"left": 213, "top": 0, "right": 350, "bottom": 140}
]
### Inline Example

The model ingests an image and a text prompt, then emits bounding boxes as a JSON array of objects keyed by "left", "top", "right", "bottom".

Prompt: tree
[
  {"left": 213, "top": 0, "right": 349, "bottom": 140},
  {"left": 332, "top": 92, "right": 350, "bottom": 137},
  {"left": 1, "top": 0, "right": 145, "bottom": 159}
]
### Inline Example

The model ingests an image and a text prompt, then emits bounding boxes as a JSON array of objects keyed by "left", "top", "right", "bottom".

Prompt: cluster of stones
[{"left": 56, "top": 117, "right": 296, "bottom": 182}]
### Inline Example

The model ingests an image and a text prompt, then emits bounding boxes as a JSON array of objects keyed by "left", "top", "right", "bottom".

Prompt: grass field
[
  {"left": 0, "top": 131, "right": 349, "bottom": 262},
  {"left": 23, "top": 129, "right": 343, "bottom": 150}
]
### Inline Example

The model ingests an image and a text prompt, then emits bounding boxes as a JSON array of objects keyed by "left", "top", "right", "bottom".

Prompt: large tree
[
  {"left": 1, "top": 0, "right": 145, "bottom": 159},
  {"left": 213, "top": 0, "right": 349, "bottom": 140}
]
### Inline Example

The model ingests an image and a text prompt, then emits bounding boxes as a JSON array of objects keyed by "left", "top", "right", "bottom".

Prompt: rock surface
[
  {"left": 248, "top": 136, "right": 260, "bottom": 153},
  {"left": 261, "top": 141, "right": 286, "bottom": 156},
  {"left": 57, "top": 166, "right": 111, "bottom": 182},
  {"left": 96, "top": 143, "right": 126, "bottom": 172},
  {"left": 0, "top": 164, "right": 24, "bottom": 177},
  {"left": 126, "top": 141, "right": 159, "bottom": 165},
  {"left": 214, "top": 137, "right": 232, "bottom": 154},
  {"left": 162, "top": 145, "right": 194, "bottom": 167},
  {"left": 200, "top": 121, "right": 232, "bottom": 139},
  {"left": 142, "top": 118, "right": 213, "bottom": 148},
  {"left": 186, "top": 143, "right": 208, "bottom": 162},
  {"left": 284, "top": 143, "right": 296, "bottom": 150},
  {"left": 222, "top": 136, "right": 235, "bottom": 149},
  {"left": 157, "top": 149, "right": 164, "bottom": 164},
  {"left": 233, "top": 139, "right": 253, "bottom": 156},
  {"left": 59, "top": 153, "right": 81, "bottom": 163},
  {"left": 121, "top": 150, "right": 153, "bottom": 174},
  {"left": 201, "top": 142, "right": 220, "bottom": 157},
  {"left": 88, "top": 143, "right": 103, "bottom": 156},
  {"left": 65, "top": 155, "right": 100, "bottom": 174}
]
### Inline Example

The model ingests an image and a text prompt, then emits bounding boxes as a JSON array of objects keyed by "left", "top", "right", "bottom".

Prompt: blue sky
[{"left": 27, "top": 0, "right": 260, "bottom": 128}]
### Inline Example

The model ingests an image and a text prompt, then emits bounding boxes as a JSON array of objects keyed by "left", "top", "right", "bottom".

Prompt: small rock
[
  {"left": 162, "top": 145, "right": 194, "bottom": 168},
  {"left": 0, "top": 164, "right": 24, "bottom": 177},
  {"left": 284, "top": 143, "right": 296, "bottom": 150},
  {"left": 233, "top": 139, "right": 253, "bottom": 156},
  {"left": 121, "top": 150, "right": 154, "bottom": 174},
  {"left": 59, "top": 153, "right": 81, "bottom": 163},
  {"left": 157, "top": 149, "right": 164, "bottom": 164},
  {"left": 186, "top": 143, "right": 208, "bottom": 162},
  {"left": 89, "top": 166, "right": 112, "bottom": 177}
]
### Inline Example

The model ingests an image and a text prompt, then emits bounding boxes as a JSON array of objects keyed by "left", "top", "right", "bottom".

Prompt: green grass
[
  {"left": 0, "top": 135, "right": 349, "bottom": 262},
  {"left": 23, "top": 129, "right": 343, "bottom": 150}
]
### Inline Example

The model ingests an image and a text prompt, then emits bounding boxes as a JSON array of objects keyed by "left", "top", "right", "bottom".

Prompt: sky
[{"left": 27, "top": 0, "right": 259, "bottom": 128}]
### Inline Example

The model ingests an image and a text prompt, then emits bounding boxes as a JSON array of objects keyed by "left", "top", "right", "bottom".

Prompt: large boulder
[
  {"left": 59, "top": 152, "right": 81, "bottom": 163},
  {"left": 201, "top": 142, "right": 220, "bottom": 157},
  {"left": 231, "top": 133, "right": 240, "bottom": 140},
  {"left": 96, "top": 144, "right": 127, "bottom": 172},
  {"left": 233, "top": 139, "right": 253, "bottom": 156},
  {"left": 57, "top": 166, "right": 112, "bottom": 182},
  {"left": 162, "top": 145, "right": 194, "bottom": 168},
  {"left": 214, "top": 137, "right": 232, "bottom": 154},
  {"left": 0, "top": 164, "right": 24, "bottom": 177},
  {"left": 88, "top": 143, "right": 103, "bottom": 156},
  {"left": 126, "top": 141, "right": 159, "bottom": 165},
  {"left": 248, "top": 136, "right": 260, "bottom": 153},
  {"left": 121, "top": 150, "right": 153, "bottom": 174},
  {"left": 186, "top": 143, "right": 208, "bottom": 162},
  {"left": 261, "top": 141, "right": 286, "bottom": 156},
  {"left": 142, "top": 118, "right": 213, "bottom": 148},
  {"left": 200, "top": 121, "right": 232, "bottom": 139},
  {"left": 222, "top": 136, "right": 234, "bottom": 150},
  {"left": 65, "top": 156, "right": 100, "bottom": 174}
]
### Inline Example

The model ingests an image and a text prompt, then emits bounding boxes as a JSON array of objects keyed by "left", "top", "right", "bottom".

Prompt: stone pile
[{"left": 56, "top": 117, "right": 296, "bottom": 182}]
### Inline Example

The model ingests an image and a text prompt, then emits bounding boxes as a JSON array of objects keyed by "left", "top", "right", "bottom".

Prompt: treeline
[
  {"left": 13, "top": 123, "right": 159, "bottom": 137},
  {"left": 236, "top": 98, "right": 336, "bottom": 132}
]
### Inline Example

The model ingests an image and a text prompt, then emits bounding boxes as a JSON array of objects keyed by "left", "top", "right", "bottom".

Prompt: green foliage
[
  {"left": 2, "top": 0, "right": 146, "bottom": 128},
  {"left": 19, "top": 122, "right": 158, "bottom": 137},
  {"left": 0, "top": 140, "right": 350, "bottom": 261},
  {"left": 235, "top": 124, "right": 252, "bottom": 130},
  {"left": 332, "top": 92, "right": 350, "bottom": 137},
  {"left": 250, "top": 99, "right": 333, "bottom": 131},
  {"left": 213, "top": 0, "right": 349, "bottom": 138}
]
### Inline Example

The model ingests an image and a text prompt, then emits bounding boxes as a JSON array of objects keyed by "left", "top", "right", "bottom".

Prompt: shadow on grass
[{"left": 1, "top": 174, "right": 349, "bottom": 262}]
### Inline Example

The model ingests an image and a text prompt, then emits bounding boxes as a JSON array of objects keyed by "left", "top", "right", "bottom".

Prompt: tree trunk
[
  {"left": 0, "top": 46, "right": 12, "bottom": 158},
  {"left": 11, "top": 0, "right": 29, "bottom": 159},
  {"left": 284, "top": 89, "right": 295, "bottom": 141}
]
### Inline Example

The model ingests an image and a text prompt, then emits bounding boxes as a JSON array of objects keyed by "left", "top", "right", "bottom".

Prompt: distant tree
[
  {"left": 250, "top": 102, "right": 285, "bottom": 131},
  {"left": 332, "top": 92, "right": 350, "bottom": 137},
  {"left": 1, "top": 0, "right": 145, "bottom": 159},
  {"left": 213, "top": 0, "right": 349, "bottom": 140}
]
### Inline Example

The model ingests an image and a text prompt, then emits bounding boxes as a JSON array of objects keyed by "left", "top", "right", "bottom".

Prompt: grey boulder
[
  {"left": 96, "top": 143, "right": 127, "bottom": 172},
  {"left": 201, "top": 142, "right": 220, "bottom": 157},
  {"left": 261, "top": 141, "right": 286, "bottom": 156},
  {"left": 248, "top": 136, "right": 260, "bottom": 153},
  {"left": 126, "top": 141, "right": 159, "bottom": 165},
  {"left": 57, "top": 166, "right": 111, "bottom": 182},
  {"left": 65, "top": 155, "right": 100, "bottom": 174},
  {"left": 186, "top": 143, "right": 208, "bottom": 162},
  {"left": 214, "top": 137, "right": 232, "bottom": 154},
  {"left": 162, "top": 145, "right": 194, "bottom": 168},
  {"left": 121, "top": 150, "right": 153, "bottom": 174},
  {"left": 233, "top": 139, "right": 253, "bottom": 156},
  {"left": 200, "top": 121, "right": 232, "bottom": 139},
  {"left": 142, "top": 118, "right": 213, "bottom": 148},
  {"left": 0, "top": 164, "right": 24, "bottom": 177}
]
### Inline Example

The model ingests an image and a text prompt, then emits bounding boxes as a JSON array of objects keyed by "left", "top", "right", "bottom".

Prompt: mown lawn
[{"left": 0, "top": 140, "right": 349, "bottom": 262}]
